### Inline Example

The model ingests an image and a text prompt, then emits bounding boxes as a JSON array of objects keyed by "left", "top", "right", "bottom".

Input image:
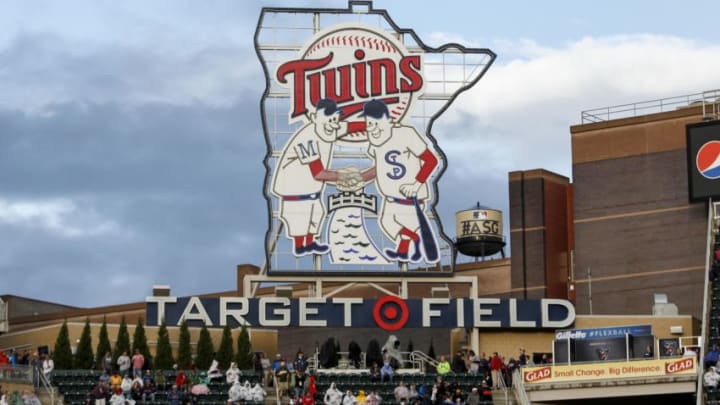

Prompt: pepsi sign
[{"left": 687, "top": 120, "right": 720, "bottom": 201}]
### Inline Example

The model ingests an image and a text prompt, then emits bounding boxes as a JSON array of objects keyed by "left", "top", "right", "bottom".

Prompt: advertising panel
[
  {"left": 523, "top": 357, "right": 696, "bottom": 385},
  {"left": 256, "top": 2, "right": 495, "bottom": 274},
  {"left": 687, "top": 120, "right": 720, "bottom": 201}
]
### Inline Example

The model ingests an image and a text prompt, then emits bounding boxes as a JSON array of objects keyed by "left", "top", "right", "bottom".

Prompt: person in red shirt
[
  {"left": 301, "top": 391, "right": 315, "bottom": 405},
  {"left": 490, "top": 352, "right": 504, "bottom": 389},
  {"left": 131, "top": 349, "right": 145, "bottom": 378},
  {"left": 175, "top": 370, "right": 187, "bottom": 389}
]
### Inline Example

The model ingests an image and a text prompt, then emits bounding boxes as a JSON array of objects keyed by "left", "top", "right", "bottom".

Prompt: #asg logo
[{"left": 696, "top": 140, "right": 720, "bottom": 180}]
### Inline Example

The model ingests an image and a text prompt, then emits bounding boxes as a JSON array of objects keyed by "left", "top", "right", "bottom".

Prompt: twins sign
[{"left": 257, "top": 3, "right": 495, "bottom": 272}]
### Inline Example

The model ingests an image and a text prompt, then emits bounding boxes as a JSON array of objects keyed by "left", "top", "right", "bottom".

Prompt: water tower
[{"left": 454, "top": 202, "right": 506, "bottom": 262}]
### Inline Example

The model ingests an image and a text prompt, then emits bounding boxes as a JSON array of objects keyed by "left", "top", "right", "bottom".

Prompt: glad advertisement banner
[{"left": 523, "top": 357, "right": 696, "bottom": 385}]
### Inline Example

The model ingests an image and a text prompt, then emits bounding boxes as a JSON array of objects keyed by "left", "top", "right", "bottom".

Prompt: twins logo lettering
[{"left": 384, "top": 150, "right": 406, "bottom": 180}]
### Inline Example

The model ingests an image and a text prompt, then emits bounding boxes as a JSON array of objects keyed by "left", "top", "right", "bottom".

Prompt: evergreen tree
[
  {"left": 426, "top": 338, "right": 437, "bottom": 374},
  {"left": 319, "top": 338, "right": 339, "bottom": 368},
  {"left": 113, "top": 316, "right": 131, "bottom": 363},
  {"left": 52, "top": 320, "right": 73, "bottom": 369},
  {"left": 132, "top": 318, "right": 152, "bottom": 369},
  {"left": 216, "top": 325, "right": 234, "bottom": 369},
  {"left": 406, "top": 339, "right": 414, "bottom": 354},
  {"left": 154, "top": 319, "right": 174, "bottom": 370},
  {"left": 365, "top": 339, "right": 382, "bottom": 369},
  {"left": 195, "top": 325, "right": 214, "bottom": 369},
  {"left": 95, "top": 318, "right": 111, "bottom": 370},
  {"left": 74, "top": 319, "right": 94, "bottom": 369},
  {"left": 177, "top": 320, "right": 192, "bottom": 369},
  {"left": 427, "top": 338, "right": 436, "bottom": 360},
  {"left": 235, "top": 324, "right": 253, "bottom": 369}
]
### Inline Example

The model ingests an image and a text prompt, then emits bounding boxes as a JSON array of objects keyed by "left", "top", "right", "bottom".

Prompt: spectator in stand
[
  {"left": 356, "top": 389, "right": 366, "bottom": 404},
  {"left": 519, "top": 348, "right": 528, "bottom": 366},
  {"left": 167, "top": 384, "right": 183, "bottom": 405},
  {"left": 478, "top": 353, "right": 489, "bottom": 376},
  {"left": 120, "top": 374, "right": 132, "bottom": 399},
  {"left": 451, "top": 386, "right": 464, "bottom": 404},
  {"left": 131, "top": 349, "right": 144, "bottom": 378},
  {"left": 260, "top": 352, "right": 271, "bottom": 387},
  {"left": 275, "top": 360, "right": 290, "bottom": 399},
  {"left": 208, "top": 359, "right": 223, "bottom": 381},
  {"left": 154, "top": 369, "right": 166, "bottom": 390},
  {"left": 251, "top": 382, "right": 266, "bottom": 403},
  {"left": 324, "top": 382, "right": 342, "bottom": 405},
  {"left": 108, "top": 389, "right": 124, "bottom": 405},
  {"left": 408, "top": 384, "right": 418, "bottom": 401},
  {"left": 116, "top": 351, "right": 131, "bottom": 376},
  {"left": 394, "top": 381, "right": 409, "bottom": 403},
  {"left": 20, "top": 350, "right": 30, "bottom": 366},
  {"left": 451, "top": 351, "right": 466, "bottom": 374},
  {"left": 468, "top": 351, "right": 480, "bottom": 376},
  {"left": 99, "top": 370, "right": 110, "bottom": 386},
  {"left": 92, "top": 380, "right": 109, "bottom": 405},
  {"left": 369, "top": 362, "right": 381, "bottom": 383},
  {"left": 130, "top": 379, "right": 143, "bottom": 402},
  {"left": 540, "top": 354, "right": 549, "bottom": 364},
  {"left": 293, "top": 369, "right": 306, "bottom": 399},
  {"left": 41, "top": 354, "right": 54, "bottom": 383},
  {"left": 175, "top": 370, "right": 188, "bottom": 390},
  {"left": 294, "top": 351, "right": 308, "bottom": 375},
  {"left": 490, "top": 352, "right": 504, "bottom": 389},
  {"left": 341, "top": 390, "right": 355, "bottom": 405},
  {"left": 7, "top": 350, "right": 16, "bottom": 366},
  {"left": 436, "top": 356, "right": 451, "bottom": 376},
  {"left": 141, "top": 369, "right": 153, "bottom": 386},
  {"left": 226, "top": 362, "right": 241, "bottom": 384},
  {"left": 1, "top": 389, "right": 8, "bottom": 405},
  {"left": 381, "top": 358, "right": 394, "bottom": 383},
  {"left": 109, "top": 371, "right": 122, "bottom": 391},
  {"left": 301, "top": 390, "right": 315, "bottom": 405},
  {"left": 142, "top": 379, "right": 156, "bottom": 403},
  {"left": 480, "top": 380, "right": 493, "bottom": 402},
  {"left": 272, "top": 354, "right": 283, "bottom": 372},
  {"left": 366, "top": 390, "right": 381, "bottom": 405},
  {"left": 706, "top": 345, "right": 720, "bottom": 368},
  {"left": 705, "top": 366, "right": 720, "bottom": 388},
  {"left": 643, "top": 345, "right": 654, "bottom": 359},
  {"left": 102, "top": 352, "right": 113, "bottom": 373},
  {"left": 466, "top": 387, "right": 480, "bottom": 405}
]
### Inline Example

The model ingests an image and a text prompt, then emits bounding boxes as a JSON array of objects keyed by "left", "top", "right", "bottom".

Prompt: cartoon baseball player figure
[
  {"left": 271, "top": 98, "right": 365, "bottom": 257},
  {"left": 360, "top": 99, "right": 440, "bottom": 263}
]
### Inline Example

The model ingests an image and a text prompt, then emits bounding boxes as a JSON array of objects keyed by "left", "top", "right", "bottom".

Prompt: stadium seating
[{"left": 52, "top": 369, "right": 262, "bottom": 405}]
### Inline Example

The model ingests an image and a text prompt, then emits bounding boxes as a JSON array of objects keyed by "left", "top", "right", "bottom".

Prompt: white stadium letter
[
  {"left": 146, "top": 295, "right": 177, "bottom": 325},
  {"left": 423, "top": 298, "right": 449, "bottom": 327},
  {"left": 259, "top": 297, "right": 291, "bottom": 327},
  {"left": 332, "top": 298, "right": 363, "bottom": 327},
  {"left": 509, "top": 299, "right": 536, "bottom": 327},
  {"left": 299, "top": 298, "right": 327, "bottom": 327},
  {"left": 473, "top": 298, "right": 501, "bottom": 327},
  {"left": 177, "top": 297, "right": 212, "bottom": 326},
  {"left": 219, "top": 297, "right": 250, "bottom": 326},
  {"left": 541, "top": 299, "right": 576, "bottom": 328}
]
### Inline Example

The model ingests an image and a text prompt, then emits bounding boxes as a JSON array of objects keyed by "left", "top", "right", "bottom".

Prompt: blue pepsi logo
[{"left": 696, "top": 140, "right": 720, "bottom": 180}]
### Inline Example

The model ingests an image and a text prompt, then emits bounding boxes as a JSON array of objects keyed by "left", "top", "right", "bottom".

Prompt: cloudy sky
[{"left": 2, "top": 0, "right": 720, "bottom": 307}]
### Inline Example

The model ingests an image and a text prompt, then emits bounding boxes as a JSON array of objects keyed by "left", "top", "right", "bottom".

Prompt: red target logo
[{"left": 373, "top": 296, "right": 409, "bottom": 331}]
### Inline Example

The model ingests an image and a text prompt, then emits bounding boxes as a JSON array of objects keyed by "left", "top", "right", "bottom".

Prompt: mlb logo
[{"left": 473, "top": 211, "right": 488, "bottom": 219}]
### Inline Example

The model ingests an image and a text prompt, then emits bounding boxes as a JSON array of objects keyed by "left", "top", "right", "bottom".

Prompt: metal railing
[
  {"left": 36, "top": 368, "right": 55, "bottom": 405},
  {"left": 513, "top": 368, "right": 531, "bottom": 405},
  {"left": 496, "top": 369, "right": 511, "bottom": 404},
  {"left": 0, "top": 364, "right": 55, "bottom": 404},
  {"left": 581, "top": 89, "right": 720, "bottom": 124},
  {"left": 409, "top": 350, "right": 439, "bottom": 372}
]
